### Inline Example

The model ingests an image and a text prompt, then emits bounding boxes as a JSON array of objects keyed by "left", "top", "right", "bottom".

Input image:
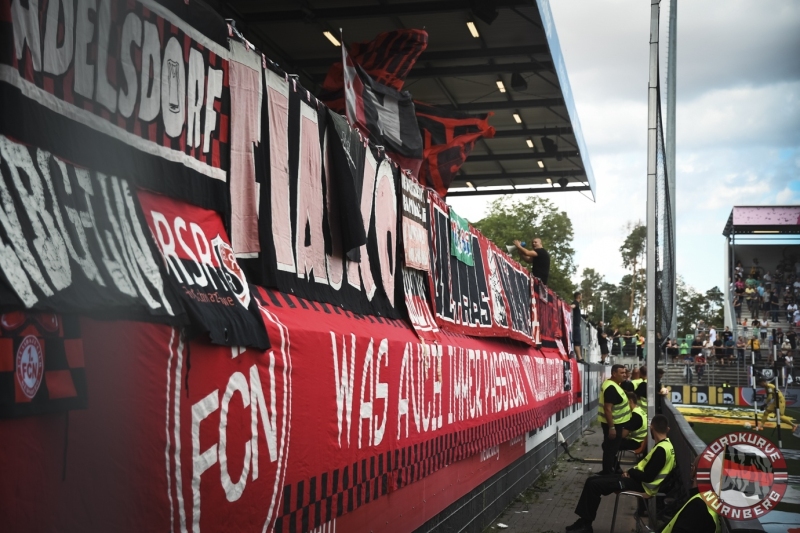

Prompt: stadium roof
[
  {"left": 211, "top": 0, "right": 596, "bottom": 200},
  {"left": 722, "top": 206, "right": 800, "bottom": 237}
]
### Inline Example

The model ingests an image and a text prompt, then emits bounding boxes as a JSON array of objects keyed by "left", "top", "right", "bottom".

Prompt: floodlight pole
[
  {"left": 646, "top": 5, "right": 661, "bottom": 529},
  {"left": 646, "top": 0, "right": 660, "bottom": 435},
  {"left": 666, "top": 0, "right": 678, "bottom": 341}
]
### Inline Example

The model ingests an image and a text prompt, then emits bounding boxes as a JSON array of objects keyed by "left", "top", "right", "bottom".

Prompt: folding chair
[
  {"left": 616, "top": 438, "right": 647, "bottom": 468},
  {"left": 610, "top": 490, "right": 663, "bottom": 533},
  {"left": 610, "top": 468, "right": 680, "bottom": 533}
]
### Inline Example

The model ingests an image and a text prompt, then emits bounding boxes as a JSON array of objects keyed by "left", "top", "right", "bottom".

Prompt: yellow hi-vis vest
[
  {"left": 635, "top": 438, "right": 675, "bottom": 496},
  {"left": 660, "top": 491, "right": 720, "bottom": 533},
  {"left": 629, "top": 405, "right": 648, "bottom": 442},
  {"left": 598, "top": 379, "right": 631, "bottom": 425},
  {"left": 632, "top": 378, "right": 648, "bottom": 408},
  {"left": 765, "top": 383, "right": 786, "bottom": 412}
]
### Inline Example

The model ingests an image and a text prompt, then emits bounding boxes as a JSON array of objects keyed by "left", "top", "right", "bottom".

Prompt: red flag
[
  {"left": 321, "top": 29, "right": 428, "bottom": 113},
  {"left": 415, "top": 103, "right": 496, "bottom": 196},
  {"left": 339, "top": 45, "right": 424, "bottom": 175}
]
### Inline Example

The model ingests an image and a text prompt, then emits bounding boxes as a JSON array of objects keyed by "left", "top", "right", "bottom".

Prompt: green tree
[
  {"left": 675, "top": 276, "right": 725, "bottom": 339},
  {"left": 474, "top": 196, "right": 576, "bottom": 299},
  {"left": 619, "top": 222, "right": 646, "bottom": 323}
]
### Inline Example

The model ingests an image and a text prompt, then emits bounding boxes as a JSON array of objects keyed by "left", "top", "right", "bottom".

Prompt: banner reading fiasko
[{"left": 0, "top": 289, "right": 578, "bottom": 532}]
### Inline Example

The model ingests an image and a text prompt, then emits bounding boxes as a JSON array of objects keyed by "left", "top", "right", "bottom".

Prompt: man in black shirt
[
  {"left": 566, "top": 415, "right": 674, "bottom": 533},
  {"left": 572, "top": 291, "right": 583, "bottom": 360},
  {"left": 597, "top": 321, "right": 609, "bottom": 365},
  {"left": 514, "top": 237, "right": 550, "bottom": 285}
]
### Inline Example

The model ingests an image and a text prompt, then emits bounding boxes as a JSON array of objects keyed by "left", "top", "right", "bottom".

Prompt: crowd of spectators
[{"left": 732, "top": 259, "right": 800, "bottom": 325}]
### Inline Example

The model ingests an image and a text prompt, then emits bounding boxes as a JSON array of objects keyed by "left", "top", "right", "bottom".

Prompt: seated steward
[
  {"left": 659, "top": 457, "right": 720, "bottom": 533},
  {"left": 619, "top": 391, "right": 647, "bottom": 451},
  {"left": 566, "top": 415, "right": 675, "bottom": 533}
]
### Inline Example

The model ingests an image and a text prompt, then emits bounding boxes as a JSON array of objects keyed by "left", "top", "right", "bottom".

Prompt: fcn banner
[{"left": 0, "top": 289, "right": 579, "bottom": 532}]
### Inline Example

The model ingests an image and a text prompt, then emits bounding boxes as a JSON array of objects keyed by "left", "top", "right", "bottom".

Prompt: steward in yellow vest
[
  {"left": 619, "top": 392, "right": 647, "bottom": 452},
  {"left": 632, "top": 365, "right": 648, "bottom": 409},
  {"left": 567, "top": 415, "right": 676, "bottom": 533},
  {"left": 599, "top": 365, "right": 633, "bottom": 474},
  {"left": 661, "top": 491, "right": 720, "bottom": 533},
  {"left": 661, "top": 457, "right": 720, "bottom": 533}
]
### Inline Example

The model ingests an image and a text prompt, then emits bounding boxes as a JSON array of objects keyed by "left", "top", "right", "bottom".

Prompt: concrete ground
[{"left": 485, "top": 424, "right": 640, "bottom": 533}]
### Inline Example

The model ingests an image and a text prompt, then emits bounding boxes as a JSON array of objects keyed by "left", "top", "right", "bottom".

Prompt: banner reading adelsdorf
[{"left": 0, "top": 0, "right": 231, "bottom": 211}]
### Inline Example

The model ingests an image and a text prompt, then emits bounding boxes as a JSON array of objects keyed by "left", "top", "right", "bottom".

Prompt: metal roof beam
[
  {"left": 440, "top": 98, "right": 564, "bottom": 111},
  {"left": 467, "top": 150, "right": 579, "bottom": 162},
  {"left": 457, "top": 170, "right": 581, "bottom": 180},
  {"left": 293, "top": 45, "right": 550, "bottom": 68},
  {"left": 447, "top": 185, "right": 591, "bottom": 197},
  {"left": 245, "top": 1, "right": 531, "bottom": 22},
  {"left": 492, "top": 126, "right": 573, "bottom": 138},
  {"left": 406, "top": 61, "right": 553, "bottom": 78},
  {"left": 312, "top": 61, "right": 554, "bottom": 83}
]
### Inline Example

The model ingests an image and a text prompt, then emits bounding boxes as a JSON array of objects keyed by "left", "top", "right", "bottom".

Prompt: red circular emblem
[
  {"left": 696, "top": 431, "right": 788, "bottom": 521},
  {"left": 16, "top": 335, "right": 44, "bottom": 399}
]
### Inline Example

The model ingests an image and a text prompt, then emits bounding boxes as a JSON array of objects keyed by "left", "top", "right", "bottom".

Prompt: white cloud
[{"left": 451, "top": 0, "right": 800, "bottom": 294}]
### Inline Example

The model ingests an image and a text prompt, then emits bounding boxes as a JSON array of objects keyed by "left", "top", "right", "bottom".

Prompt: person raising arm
[{"left": 514, "top": 238, "right": 550, "bottom": 285}]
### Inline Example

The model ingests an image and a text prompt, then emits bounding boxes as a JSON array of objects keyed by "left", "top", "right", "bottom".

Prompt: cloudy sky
[{"left": 449, "top": 0, "right": 800, "bottom": 293}]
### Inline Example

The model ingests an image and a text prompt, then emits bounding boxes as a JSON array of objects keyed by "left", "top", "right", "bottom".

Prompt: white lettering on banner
[
  {"left": 11, "top": 0, "right": 43, "bottom": 72},
  {"left": 373, "top": 159, "right": 397, "bottom": 306},
  {"left": 397, "top": 342, "right": 443, "bottom": 439},
  {"left": 266, "top": 70, "right": 295, "bottom": 273},
  {"left": 148, "top": 209, "right": 252, "bottom": 310},
  {"left": 447, "top": 346, "right": 529, "bottom": 425},
  {"left": 357, "top": 338, "right": 390, "bottom": 449},
  {"left": 295, "top": 101, "right": 327, "bottom": 283},
  {"left": 0, "top": 136, "right": 173, "bottom": 313},
  {"left": 189, "top": 363, "right": 283, "bottom": 529},
  {"left": 8, "top": 0, "right": 228, "bottom": 180},
  {"left": 346, "top": 150, "right": 378, "bottom": 298},
  {"left": 332, "top": 333, "right": 356, "bottom": 448}
]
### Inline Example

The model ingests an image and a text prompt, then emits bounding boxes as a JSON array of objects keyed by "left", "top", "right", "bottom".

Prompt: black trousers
[
  {"left": 619, "top": 438, "right": 643, "bottom": 451},
  {"left": 575, "top": 474, "right": 644, "bottom": 522},
  {"left": 601, "top": 422, "right": 624, "bottom": 473}
]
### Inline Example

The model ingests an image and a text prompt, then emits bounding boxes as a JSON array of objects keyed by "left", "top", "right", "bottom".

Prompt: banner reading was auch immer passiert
[{"left": 0, "top": 288, "right": 578, "bottom": 532}]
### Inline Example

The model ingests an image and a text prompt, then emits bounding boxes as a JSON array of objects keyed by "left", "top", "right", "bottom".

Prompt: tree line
[{"left": 473, "top": 197, "right": 723, "bottom": 339}]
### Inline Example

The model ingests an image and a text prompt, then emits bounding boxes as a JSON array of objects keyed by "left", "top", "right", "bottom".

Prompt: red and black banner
[
  {"left": 415, "top": 103, "right": 496, "bottom": 197},
  {"left": 0, "top": 0, "right": 231, "bottom": 212},
  {"left": 339, "top": 46, "right": 423, "bottom": 176},
  {"left": 0, "top": 135, "right": 185, "bottom": 323},
  {"left": 0, "top": 311, "right": 86, "bottom": 418},
  {"left": 241, "top": 63, "right": 402, "bottom": 319},
  {"left": 0, "top": 288, "right": 578, "bottom": 531},
  {"left": 321, "top": 29, "right": 428, "bottom": 106},
  {"left": 427, "top": 192, "right": 537, "bottom": 345},
  {"left": 138, "top": 191, "right": 269, "bottom": 349}
]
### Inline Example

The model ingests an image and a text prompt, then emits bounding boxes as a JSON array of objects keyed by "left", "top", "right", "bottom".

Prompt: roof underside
[
  {"left": 723, "top": 206, "right": 800, "bottom": 237},
  {"left": 209, "top": 0, "right": 595, "bottom": 199}
]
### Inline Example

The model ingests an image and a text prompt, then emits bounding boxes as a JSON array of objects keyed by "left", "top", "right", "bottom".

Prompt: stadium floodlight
[
  {"left": 526, "top": 139, "right": 534, "bottom": 148},
  {"left": 496, "top": 79, "right": 506, "bottom": 93},
  {"left": 513, "top": 113, "right": 522, "bottom": 124},
  {"left": 323, "top": 31, "right": 340, "bottom": 47},
  {"left": 466, "top": 22, "right": 480, "bottom": 38},
  {"left": 466, "top": 181, "right": 475, "bottom": 189},
  {"left": 537, "top": 160, "right": 545, "bottom": 168}
]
